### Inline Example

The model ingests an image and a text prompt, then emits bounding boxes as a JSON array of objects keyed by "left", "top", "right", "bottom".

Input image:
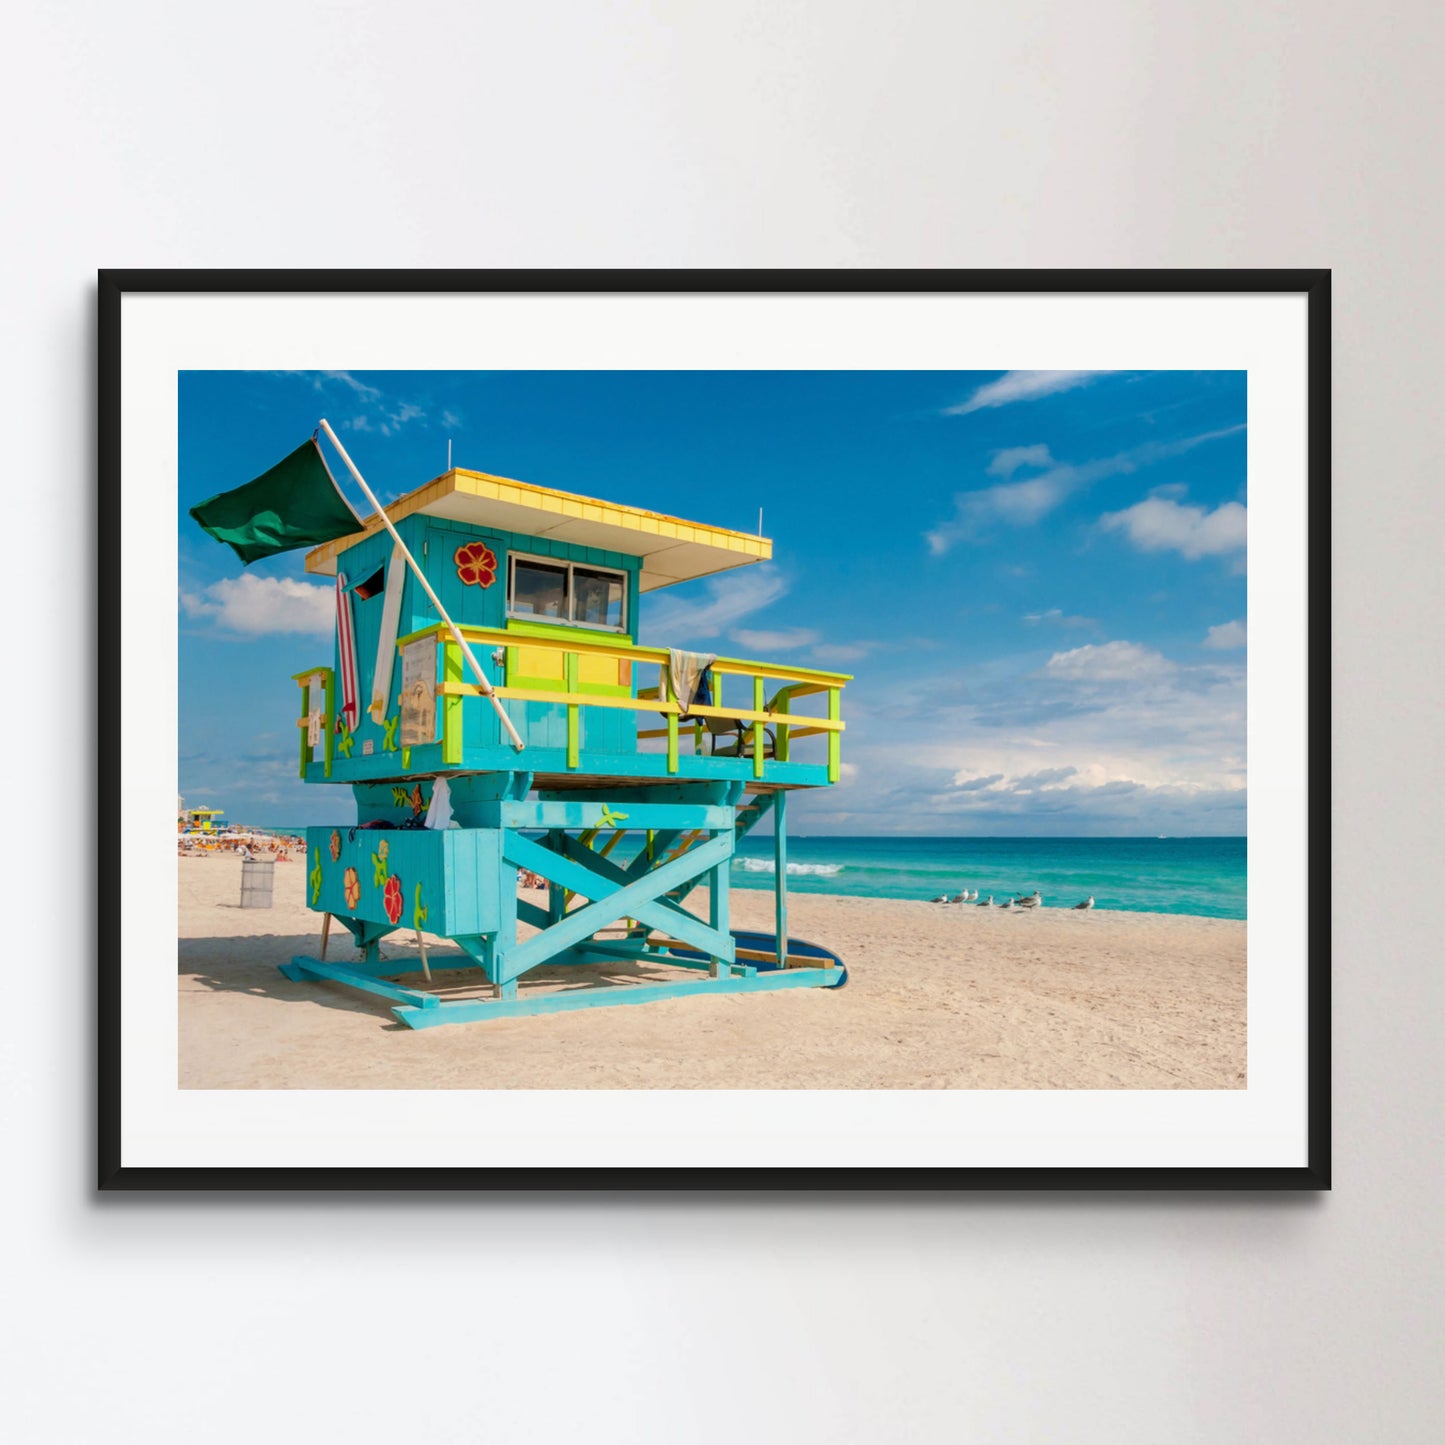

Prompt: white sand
[{"left": 179, "top": 854, "right": 1246, "bottom": 1089}]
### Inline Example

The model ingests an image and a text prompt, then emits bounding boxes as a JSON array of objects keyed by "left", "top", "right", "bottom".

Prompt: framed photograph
[{"left": 100, "top": 269, "right": 1328, "bottom": 1190}]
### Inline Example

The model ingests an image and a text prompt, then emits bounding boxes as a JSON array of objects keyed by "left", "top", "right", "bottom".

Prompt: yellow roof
[{"left": 305, "top": 468, "right": 771, "bottom": 592}]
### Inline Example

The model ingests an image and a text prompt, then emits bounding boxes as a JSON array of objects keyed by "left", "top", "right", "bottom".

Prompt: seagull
[
  {"left": 950, "top": 891, "right": 970, "bottom": 903},
  {"left": 1016, "top": 891, "right": 1042, "bottom": 908},
  {"left": 999, "top": 897, "right": 1015, "bottom": 910},
  {"left": 968, "top": 889, "right": 980, "bottom": 902},
  {"left": 929, "top": 894, "right": 950, "bottom": 904},
  {"left": 976, "top": 894, "right": 993, "bottom": 907},
  {"left": 1073, "top": 896, "right": 1095, "bottom": 910}
]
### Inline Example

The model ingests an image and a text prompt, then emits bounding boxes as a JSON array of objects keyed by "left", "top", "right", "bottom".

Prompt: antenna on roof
[
  {"left": 447, "top": 438, "right": 452, "bottom": 472},
  {"left": 758, "top": 507, "right": 763, "bottom": 536}
]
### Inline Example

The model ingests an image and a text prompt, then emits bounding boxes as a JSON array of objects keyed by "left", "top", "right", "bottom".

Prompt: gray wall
[{"left": 8, "top": 3, "right": 1438, "bottom": 1439}]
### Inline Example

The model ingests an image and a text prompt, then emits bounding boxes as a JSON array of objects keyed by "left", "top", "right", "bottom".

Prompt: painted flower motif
[
  {"left": 377, "top": 838, "right": 389, "bottom": 861},
  {"left": 410, "top": 783, "right": 425, "bottom": 817},
  {"left": 329, "top": 829, "right": 342, "bottom": 862},
  {"left": 455, "top": 541, "right": 497, "bottom": 588},
  {"left": 308, "top": 853, "right": 323, "bottom": 906},
  {"left": 343, "top": 866, "right": 361, "bottom": 911},
  {"left": 383, "top": 874, "right": 404, "bottom": 926}
]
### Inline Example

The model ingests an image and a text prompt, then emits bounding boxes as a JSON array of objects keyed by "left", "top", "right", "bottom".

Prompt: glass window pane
[
  {"left": 510, "top": 559, "right": 568, "bottom": 619},
  {"left": 572, "top": 567, "right": 624, "bottom": 628}
]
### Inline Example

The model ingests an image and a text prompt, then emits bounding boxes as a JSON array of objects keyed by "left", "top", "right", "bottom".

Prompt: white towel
[
  {"left": 668, "top": 649, "right": 717, "bottom": 718},
  {"left": 424, "top": 776, "right": 454, "bottom": 830}
]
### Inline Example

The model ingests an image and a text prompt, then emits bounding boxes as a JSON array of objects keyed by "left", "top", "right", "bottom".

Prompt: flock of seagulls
[{"left": 927, "top": 889, "right": 1097, "bottom": 910}]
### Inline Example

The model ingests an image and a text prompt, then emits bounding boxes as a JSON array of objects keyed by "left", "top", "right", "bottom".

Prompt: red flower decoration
[
  {"left": 410, "top": 783, "right": 425, "bottom": 817},
  {"left": 329, "top": 829, "right": 342, "bottom": 862},
  {"left": 383, "top": 874, "right": 404, "bottom": 926},
  {"left": 455, "top": 541, "right": 497, "bottom": 588}
]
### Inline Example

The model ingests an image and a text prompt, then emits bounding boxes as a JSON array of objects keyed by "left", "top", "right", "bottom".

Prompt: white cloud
[
  {"left": 945, "top": 371, "right": 1111, "bottom": 415},
  {"left": 987, "top": 444, "right": 1054, "bottom": 477},
  {"left": 319, "top": 371, "right": 382, "bottom": 402},
  {"left": 731, "top": 627, "right": 820, "bottom": 652},
  {"left": 1023, "top": 608, "right": 1095, "bottom": 628},
  {"left": 807, "top": 631, "right": 1246, "bottom": 834},
  {"left": 1100, "top": 495, "right": 1247, "bottom": 560},
  {"left": 925, "top": 425, "right": 1244, "bottom": 554},
  {"left": 180, "top": 575, "right": 334, "bottom": 636},
  {"left": 810, "top": 641, "right": 875, "bottom": 664},
  {"left": 288, "top": 370, "right": 428, "bottom": 436},
  {"left": 1044, "top": 640, "right": 1176, "bottom": 683},
  {"left": 1203, "top": 619, "right": 1247, "bottom": 650},
  {"left": 642, "top": 566, "right": 788, "bottom": 644}
]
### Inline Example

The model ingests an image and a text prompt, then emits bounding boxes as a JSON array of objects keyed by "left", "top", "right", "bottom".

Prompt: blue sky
[{"left": 179, "top": 369, "right": 1247, "bottom": 835}]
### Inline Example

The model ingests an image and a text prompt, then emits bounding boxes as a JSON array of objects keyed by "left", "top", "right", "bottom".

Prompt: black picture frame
[{"left": 99, "top": 268, "right": 1329, "bottom": 1191}]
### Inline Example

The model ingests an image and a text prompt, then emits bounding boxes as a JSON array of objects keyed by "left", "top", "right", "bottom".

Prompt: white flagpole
[{"left": 317, "top": 418, "right": 525, "bottom": 753}]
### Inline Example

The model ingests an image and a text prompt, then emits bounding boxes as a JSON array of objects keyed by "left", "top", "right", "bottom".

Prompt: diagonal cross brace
[
  {"left": 556, "top": 832, "right": 717, "bottom": 943},
  {"left": 503, "top": 831, "right": 734, "bottom": 974}
]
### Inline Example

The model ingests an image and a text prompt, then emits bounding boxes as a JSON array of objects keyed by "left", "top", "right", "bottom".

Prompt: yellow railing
[{"left": 395, "top": 623, "right": 849, "bottom": 781}]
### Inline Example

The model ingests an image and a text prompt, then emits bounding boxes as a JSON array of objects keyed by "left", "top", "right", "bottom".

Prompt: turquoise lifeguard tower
[{"left": 282, "top": 458, "right": 850, "bottom": 1027}]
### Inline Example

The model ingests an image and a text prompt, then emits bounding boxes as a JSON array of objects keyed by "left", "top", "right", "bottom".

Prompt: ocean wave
[{"left": 733, "top": 858, "right": 843, "bottom": 876}]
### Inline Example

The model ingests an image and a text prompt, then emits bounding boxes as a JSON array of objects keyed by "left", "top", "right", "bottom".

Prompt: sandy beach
[{"left": 178, "top": 854, "right": 1246, "bottom": 1089}]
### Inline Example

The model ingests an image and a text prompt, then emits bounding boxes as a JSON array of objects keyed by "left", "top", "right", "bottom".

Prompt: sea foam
[{"left": 733, "top": 858, "right": 843, "bottom": 876}]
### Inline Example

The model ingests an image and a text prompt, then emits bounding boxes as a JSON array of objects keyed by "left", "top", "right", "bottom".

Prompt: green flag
[{"left": 189, "top": 438, "right": 362, "bottom": 565}]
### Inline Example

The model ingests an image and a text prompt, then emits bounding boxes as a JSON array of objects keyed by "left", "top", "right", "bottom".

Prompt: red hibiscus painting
[
  {"left": 383, "top": 874, "right": 404, "bottom": 925},
  {"left": 455, "top": 541, "right": 497, "bottom": 588},
  {"left": 329, "top": 829, "right": 342, "bottom": 862}
]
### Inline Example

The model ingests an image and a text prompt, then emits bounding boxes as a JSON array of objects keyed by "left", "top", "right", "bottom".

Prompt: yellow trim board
[{"left": 305, "top": 467, "right": 772, "bottom": 590}]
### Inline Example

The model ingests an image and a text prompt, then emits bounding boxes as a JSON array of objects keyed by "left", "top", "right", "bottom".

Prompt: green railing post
[
  {"left": 565, "top": 651, "right": 580, "bottom": 768},
  {"left": 665, "top": 667, "right": 679, "bottom": 774},
  {"left": 752, "top": 676, "right": 765, "bottom": 779},
  {"left": 774, "top": 686, "right": 791, "bottom": 762},
  {"left": 827, "top": 688, "right": 841, "bottom": 783},
  {"left": 442, "top": 640, "right": 463, "bottom": 766}
]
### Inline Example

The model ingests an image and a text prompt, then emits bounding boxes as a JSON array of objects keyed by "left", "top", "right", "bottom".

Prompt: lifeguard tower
[
  {"left": 181, "top": 804, "right": 225, "bottom": 834},
  {"left": 281, "top": 462, "right": 850, "bottom": 1028}
]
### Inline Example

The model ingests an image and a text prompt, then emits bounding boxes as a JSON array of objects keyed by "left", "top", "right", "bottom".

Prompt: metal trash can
[{"left": 240, "top": 858, "right": 275, "bottom": 909}]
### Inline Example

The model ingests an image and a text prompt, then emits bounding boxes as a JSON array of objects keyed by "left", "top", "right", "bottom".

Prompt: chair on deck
[{"left": 698, "top": 712, "right": 776, "bottom": 760}]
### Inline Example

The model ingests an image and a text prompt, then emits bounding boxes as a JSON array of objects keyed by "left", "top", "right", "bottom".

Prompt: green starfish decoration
[
  {"left": 391, "top": 785, "right": 410, "bottom": 807},
  {"left": 336, "top": 720, "right": 354, "bottom": 757},
  {"left": 381, "top": 714, "right": 399, "bottom": 752},
  {"left": 371, "top": 850, "right": 389, "bottom": 888},
  {"left": 309, "top": 852, "right": 323, "bottom": 906},
  {"left": 598, "top": 805, "right": 630, "bottom": 828},
  {"left": 413, "top": 883, "right": 428, "bottom": 930}
]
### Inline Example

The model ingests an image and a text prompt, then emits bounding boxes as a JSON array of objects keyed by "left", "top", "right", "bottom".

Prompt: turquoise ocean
[
  {"left": 729, "top": 835, "right": 1247, "bottom": 920},
  {"left": 262, "top": 825, "right": 1246, "bottom": 920}
]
